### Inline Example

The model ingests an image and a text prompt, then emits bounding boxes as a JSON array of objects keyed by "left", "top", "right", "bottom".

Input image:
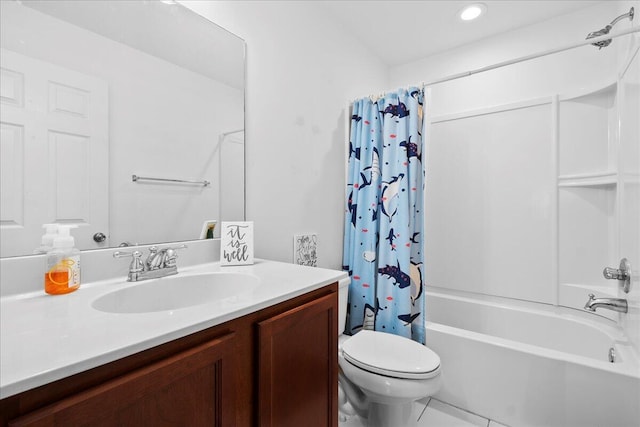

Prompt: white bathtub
[{"left": 425, "top": 287, "right": 640, "bottom": 427}]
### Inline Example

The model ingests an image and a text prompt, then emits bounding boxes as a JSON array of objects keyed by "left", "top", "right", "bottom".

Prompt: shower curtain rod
[{"left": 352, "top": 26, "right": 640, "bottom": 102}]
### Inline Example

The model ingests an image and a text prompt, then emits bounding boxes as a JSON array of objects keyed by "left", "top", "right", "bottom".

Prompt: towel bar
[{"left": 132, "top": 174, "right": 210, "bottom": 186}]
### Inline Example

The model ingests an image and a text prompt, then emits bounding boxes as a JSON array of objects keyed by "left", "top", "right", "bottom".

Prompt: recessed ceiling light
[{"left": 459, "top": 3, "right": 487, "bottom": 21}]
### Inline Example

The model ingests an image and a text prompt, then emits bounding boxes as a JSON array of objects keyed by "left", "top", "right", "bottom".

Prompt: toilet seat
[{"left": 342, "top": 330, "right": 440, "bottom": 380}]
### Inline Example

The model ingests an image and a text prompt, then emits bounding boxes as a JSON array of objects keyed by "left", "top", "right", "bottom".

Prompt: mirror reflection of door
[
  {"left": 220, "top": 130, "right": 245, "bottom": 223},
  {"left": 0, "top": 49, "right": 109, "bottom": 257}
]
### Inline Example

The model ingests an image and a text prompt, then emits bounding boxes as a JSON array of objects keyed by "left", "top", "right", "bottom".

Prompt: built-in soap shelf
[
  {"left": 557, "top": 78, "right": 620, "bottom": 313},
  {"left": 557, "top": 171, "right": 617, "bottom": 188},
  {"left": 558, "top": 80, "right": 617, "bottom": 103},
  {"left": 558, "top": 79, "right": 617, "bottom": 184}
]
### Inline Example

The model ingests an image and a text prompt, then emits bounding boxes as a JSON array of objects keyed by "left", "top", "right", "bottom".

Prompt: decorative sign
[
  {"left": 294, "top": 233, "right": 318, "bottom": 267},
  {"left": 220, "top": 221, "right": 254, "bottom": 266}
]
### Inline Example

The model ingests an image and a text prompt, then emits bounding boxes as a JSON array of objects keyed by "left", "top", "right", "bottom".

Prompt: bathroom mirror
[{"left": 0, "top": 0, "right": 245, "bottom": 257}]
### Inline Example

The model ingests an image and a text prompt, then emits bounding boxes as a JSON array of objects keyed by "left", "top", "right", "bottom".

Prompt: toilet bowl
[{"left": 337, "top": 279, "right": 442, "bottom": 427}]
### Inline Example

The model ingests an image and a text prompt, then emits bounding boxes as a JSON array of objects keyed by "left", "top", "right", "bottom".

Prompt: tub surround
[{"left": 0, "top": 241, "right": 347, "bottom": 399}]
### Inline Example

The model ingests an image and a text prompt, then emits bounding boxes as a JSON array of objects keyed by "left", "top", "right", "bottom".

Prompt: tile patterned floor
[{"left": 339, "top": 397, "right": 510, "bottom": 427}]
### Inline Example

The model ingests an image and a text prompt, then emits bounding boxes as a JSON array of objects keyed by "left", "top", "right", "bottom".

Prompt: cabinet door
[
  {"left": 8, "top": 333, "right": 236, "bottom": 427},
  {"left": 258, "top": 292, "right": 337, "bottom": 427}
]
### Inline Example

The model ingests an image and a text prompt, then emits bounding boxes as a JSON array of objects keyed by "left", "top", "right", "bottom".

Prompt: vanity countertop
[{"left": 0, "top": 259, "right": 347, "bottom": 399}]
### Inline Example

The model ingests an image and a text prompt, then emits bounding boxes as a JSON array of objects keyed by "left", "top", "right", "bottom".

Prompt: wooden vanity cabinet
[{"left": 0, "top": 283, "right": 338, "bottom": 427}]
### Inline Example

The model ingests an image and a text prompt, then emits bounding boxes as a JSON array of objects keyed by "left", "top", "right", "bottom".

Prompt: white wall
[
  {"left": 181, "top": 1, "right": 388, "bottom": 269},
  {"left": 1, "top": 3, "right": 243, "bottom": 248}
]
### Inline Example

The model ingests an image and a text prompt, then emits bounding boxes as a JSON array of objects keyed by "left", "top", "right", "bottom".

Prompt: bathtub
[{"left": 424, "top": 287, "right": 640, "bottom": 427}]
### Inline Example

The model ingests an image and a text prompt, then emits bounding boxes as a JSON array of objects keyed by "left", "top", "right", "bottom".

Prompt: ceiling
[{"left": 319, "top": 1, "right": 603, "bottom": 66}]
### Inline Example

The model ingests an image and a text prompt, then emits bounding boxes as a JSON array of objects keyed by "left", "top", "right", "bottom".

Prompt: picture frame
[
  {"left": 200, "top": 220, "right": 217, "bottom": 239},
  {"left": 294, "top": 233, "right": 318, "bottom": 267}
]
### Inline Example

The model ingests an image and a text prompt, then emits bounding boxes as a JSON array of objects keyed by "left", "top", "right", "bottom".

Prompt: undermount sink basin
[{"left": 92, "top": 272, "right": 260, "bottom": 314}]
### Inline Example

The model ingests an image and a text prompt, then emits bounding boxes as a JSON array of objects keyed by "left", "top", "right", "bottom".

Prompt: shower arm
[
  {"left": 587, "top": 7, "right": 634, "bottom": 49},
  {"left": 608, "top": 7, "right": 634, "bottom": 28}
]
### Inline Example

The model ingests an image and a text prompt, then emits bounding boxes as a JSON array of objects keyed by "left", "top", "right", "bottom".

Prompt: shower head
[
  {"left": 586, "top": 25, "right": 613, "bottom": 49},
  {"left": 586, "top": 7, "right": 634, "bottom": 49}
]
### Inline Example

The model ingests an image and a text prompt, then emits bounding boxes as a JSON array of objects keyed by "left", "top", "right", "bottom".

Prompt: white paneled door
[{"left": 0, "top": 49, "right": 108, "bottom": 257}]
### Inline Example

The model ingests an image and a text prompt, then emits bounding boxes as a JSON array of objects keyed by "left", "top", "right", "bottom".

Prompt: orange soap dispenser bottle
[{"left": 45, "top": 225, "right": 81, "bottom": 295}]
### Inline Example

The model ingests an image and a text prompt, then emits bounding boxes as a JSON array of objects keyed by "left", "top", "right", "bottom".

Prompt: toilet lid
[{"left": 342, "top": 330, "right": 440, "bottom": 380}]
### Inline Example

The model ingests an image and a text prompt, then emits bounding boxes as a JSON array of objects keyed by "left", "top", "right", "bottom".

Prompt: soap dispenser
[
  {"left": 45, "top": 225, "right": 81, "bottom": 295},
  {"left": 33, "top": 223, "right": 59, "bottom": 254}
]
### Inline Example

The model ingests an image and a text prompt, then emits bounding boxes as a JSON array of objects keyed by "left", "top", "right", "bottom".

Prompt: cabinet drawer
[{"left": 9, "top": 333, "right": 236, "bottom": 427}]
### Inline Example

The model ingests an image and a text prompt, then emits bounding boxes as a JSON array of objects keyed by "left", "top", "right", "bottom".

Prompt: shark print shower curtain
[{"left": 343, "top": 87, "right": 425, "bottom": 344}]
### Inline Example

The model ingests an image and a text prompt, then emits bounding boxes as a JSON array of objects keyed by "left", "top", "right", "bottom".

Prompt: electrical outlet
[{"left": 294, "top": 233, "right": 318, "bottom": 267}]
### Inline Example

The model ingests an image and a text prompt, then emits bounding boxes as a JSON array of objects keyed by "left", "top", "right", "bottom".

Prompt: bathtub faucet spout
[{"left": 584, "top": 294, "right": 628, "bottom": 313}]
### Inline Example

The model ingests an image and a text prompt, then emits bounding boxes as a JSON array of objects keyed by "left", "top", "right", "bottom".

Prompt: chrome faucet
[
  {"left": 584, "top": 293, "right": 628, "bottom": 313},
  {"left": 113, "top": 244, "right": 187, "bottom": 282}
]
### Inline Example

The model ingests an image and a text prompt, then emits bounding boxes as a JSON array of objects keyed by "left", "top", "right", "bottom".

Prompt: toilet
[{"left": 337, "top": 278, "right": 441, "bottom": 427}]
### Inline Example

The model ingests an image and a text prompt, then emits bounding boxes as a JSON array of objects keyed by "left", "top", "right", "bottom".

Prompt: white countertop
[{"left": 0, "top": 259, "right": 347, "bottom": 399}]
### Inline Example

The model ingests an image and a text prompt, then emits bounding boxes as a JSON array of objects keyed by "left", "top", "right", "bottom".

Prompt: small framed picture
[
  {"left": 294, "top": 233, "right": 318, "bottom": 267},
  {"left": 220, "top": 221, "right": 254, "bottom": 266},
  {"left": 200, "top": 220, "right": 217, "bottom": 239}
]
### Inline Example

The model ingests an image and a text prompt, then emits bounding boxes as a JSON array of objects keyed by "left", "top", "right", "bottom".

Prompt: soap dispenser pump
[
  {"left": 45, "top": 225, "right": 81, "bottom": 295},
  {"left": 34, "top": 223, "right": 59, "bottom": 254}
]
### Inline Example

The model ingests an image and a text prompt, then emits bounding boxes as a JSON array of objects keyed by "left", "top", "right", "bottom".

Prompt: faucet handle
[
  {"left": 162, "top": 244, "right": 188, "bottom": 267},
  {"left": 603, "top": 267, "right": 626, "bottom": 280},
  {"left": 113, "top": 250, "right": 144, "bottom": 273},
  {"left": 602, "top": 258, "right": 631, "bottom": 293}
]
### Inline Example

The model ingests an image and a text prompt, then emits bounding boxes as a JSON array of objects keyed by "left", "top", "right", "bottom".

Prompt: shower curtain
[{"left": 342, "top": 87, "right": 425, "bottom": 344}]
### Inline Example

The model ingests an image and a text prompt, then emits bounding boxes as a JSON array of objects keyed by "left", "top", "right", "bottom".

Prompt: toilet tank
[{"left": 338, "top": 277, "right": 350, "bottom": 335}]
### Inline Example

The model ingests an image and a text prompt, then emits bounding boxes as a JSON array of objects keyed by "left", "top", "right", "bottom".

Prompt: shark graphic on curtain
[{"left": 343, "top": 87, "right": 425, "bottom": 344}]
